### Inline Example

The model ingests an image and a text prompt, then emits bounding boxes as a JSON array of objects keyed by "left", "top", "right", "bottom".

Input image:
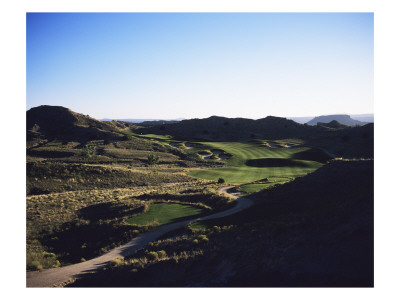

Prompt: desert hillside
[{"left": 67, "top": 159, "right": 373, "bottom": 287}]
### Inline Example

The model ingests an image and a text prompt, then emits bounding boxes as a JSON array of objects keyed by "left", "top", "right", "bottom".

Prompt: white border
[{"left": 1, "top": 0, "right": 399, "bottom": 299}]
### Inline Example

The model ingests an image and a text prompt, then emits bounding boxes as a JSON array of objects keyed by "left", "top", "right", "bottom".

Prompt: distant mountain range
[
  {"left": 289, "top": 114, "right": 374, "bottom": 124},
  {"left": 306, "top": 114, "right": 369, "bottom": 126},
  {"left": 349, "top": 114, "right": 374, "bottom": 123},
  {"left": 102, "top": 114, "right": 374, "bottom": 125}
]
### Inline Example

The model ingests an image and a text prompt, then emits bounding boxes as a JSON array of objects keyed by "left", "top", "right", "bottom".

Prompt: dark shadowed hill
[
  {"left": 136, "top": 115, "right": 325, "bottom": 141},
  {"left": 135, "top": 115, "right": 374, "bottom": 159},
  {"left": 304, "top": 123, "right": 373, "bottom": 158},
  {"left": 138, "top": 120, "right": 181, "bottom": 127},
  {"left": 231, "top": 159, "right": 374, "bottom": 287},
  {"left": 68, "top": 159, "right": 373, "bottom": 287},
  {"left": 27, "top": 105, "right": 123, "bottom": 142},
  {"left": 307, "top": 114, "right": 368, "bottom": 126},
  {"left": 316, "top": 120, "right": 349, "bottom": 129}
]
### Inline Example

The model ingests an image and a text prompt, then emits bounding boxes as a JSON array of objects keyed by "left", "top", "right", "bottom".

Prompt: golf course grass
[
  {"left": 125, "top": 202, "right": 205, "bottom": 226},
  {"left": 188, "top": 141, "right": 324, "bottom": 184},
  {"left": 119, "top": 132, "right": 326, "bottom": 188},
  {"left": 239, "top": 182, "right": 284, "bottom": 194}
]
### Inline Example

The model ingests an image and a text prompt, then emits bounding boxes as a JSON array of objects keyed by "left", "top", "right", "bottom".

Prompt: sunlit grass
[
  {"left": 125, "top": 202, "right": 205, "bottom": 226},
  {"left": 188, "top": 141, "right": 323, "bottom": 183}
]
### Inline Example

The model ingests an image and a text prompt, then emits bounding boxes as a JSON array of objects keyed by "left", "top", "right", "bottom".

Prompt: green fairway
[
  {"left": 122, "top": 131, "right": 173, "bottom": 140},
  {"left": 125, "top": 202, "right": 205, "bottom": 226},
  {"left": 240, "top": 182, "right": 284, "bottom": 194},
  {"left": 188, "top": 141, "right": 324, "bottom": 184},
  {"left": 137, "top": 133, "right": 173, "bottom": 140}
]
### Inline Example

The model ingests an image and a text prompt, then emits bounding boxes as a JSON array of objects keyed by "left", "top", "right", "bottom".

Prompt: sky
[{"left": 26, "top": 13, "right": 374, "bottom": 120}]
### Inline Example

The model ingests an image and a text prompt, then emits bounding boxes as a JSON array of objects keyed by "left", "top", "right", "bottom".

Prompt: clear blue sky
[{"left": 26, "top": 13, "right": 373, "bottom": 119}]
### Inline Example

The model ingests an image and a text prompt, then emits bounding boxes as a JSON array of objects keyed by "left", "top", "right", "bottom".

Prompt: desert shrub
[
  {"left": 28, "top": 261, "right": 41, "bottom": 270},
  {"left": 110, "top": 257, "right": 124, "bottom": 267},
  {"left": 147, "top": 153, "right": 160, "bottom": 165},
  {"left": 157, "top": 250, "right": 167, "bottom": 259},
  {"left": 213, "top": 226, "right": 221, "bottom": 232},
  {"left": 197, "top": 234, "right": 209, "bottom": 243},
  {"left": 147, "top": 251, "right": 159, "bottom": 260},
  {"left": 84, "top": 145, "right": 96, "bottom": 158},
  {"left": 27, "top": 251, "right": 60, "bottom": 270},
  {"left": 43, "top": 252, "right": 56, "bottom": 259},
  {"left": 218, "top": 178, "right": 225, "bottom": 184}
]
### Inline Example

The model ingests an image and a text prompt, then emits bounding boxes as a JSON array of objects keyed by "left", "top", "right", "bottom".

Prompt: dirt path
[{"left": 26, "top": 186, "right": 253, "bottom": 287}]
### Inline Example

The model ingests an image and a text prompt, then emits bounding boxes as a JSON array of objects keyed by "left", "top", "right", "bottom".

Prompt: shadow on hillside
[
  {"left": 245, "top": 158, "right": 309, "bottom": 168},
  {"left": 79, "top": 203, "right": 146, "bottom": 222},
  {"left": 291, "top": 148, "right": 332, "bottom": 163},
  {"left": 40, "top": 221, "right": 139, "bottom": 264},
  {"left": 26, "top": 150, "right": 75, "bottom": 158}
]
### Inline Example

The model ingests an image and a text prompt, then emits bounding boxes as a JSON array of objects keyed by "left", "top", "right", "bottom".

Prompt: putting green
[
  {"left": 239, "top": 180, "right": 290, "bottom": 194},
  {"left": 188, "top": 141, "right": 324, "bottom": 184},
  {"left": 125, "top": 202, "right": 205, "bottom": 226}
]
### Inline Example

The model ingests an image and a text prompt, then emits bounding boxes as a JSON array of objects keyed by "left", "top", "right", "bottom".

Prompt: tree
[
  {"left": 84, "top": 145, "right": 96, "bottom": 158},
  {"left": 147, "top": 153, "right": 160, "bottom": 165}
]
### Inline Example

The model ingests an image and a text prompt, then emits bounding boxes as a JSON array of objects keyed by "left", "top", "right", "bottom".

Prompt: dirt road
[{"left": 26, "top": 186, "right": 253, "bottom": 287}]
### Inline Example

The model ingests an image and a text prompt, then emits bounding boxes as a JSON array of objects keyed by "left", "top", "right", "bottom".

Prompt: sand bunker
[
  {"left": 211, "top": 149, "right": 223, "bottom": 155},
  {"left": 199, "top": 152, "right": 230, "bottom": 161},
  {"left": 185, "top": 142, "right": 197, "bottom": 149},
  {"left": 169, "top": 142, "right": 181, "bottom": 148},
  {"left": 264, "top": 141, "right": 279, "bottom": 148},
  {"left": 285, "top": 144, "right": 299, "bottom": 149},
  {"left": 198, "top": 153, "right": 213, "bottom": 160},
  {"left": 219, "top": 154, "right": 230, "bottom": 161}
]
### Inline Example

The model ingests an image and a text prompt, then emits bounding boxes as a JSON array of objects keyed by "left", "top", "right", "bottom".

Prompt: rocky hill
[
  {"left": 136, "top": 114, "right": 373, "bottom": 159},
  {"left": 136, "top": 115, "right": 324, "bottom": 141},
  {"left": 27, "top": 105, "right": 123, "bottom": 142},
  {"left": 304, "top": 123, "right": 373, "bottom": 158}
]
